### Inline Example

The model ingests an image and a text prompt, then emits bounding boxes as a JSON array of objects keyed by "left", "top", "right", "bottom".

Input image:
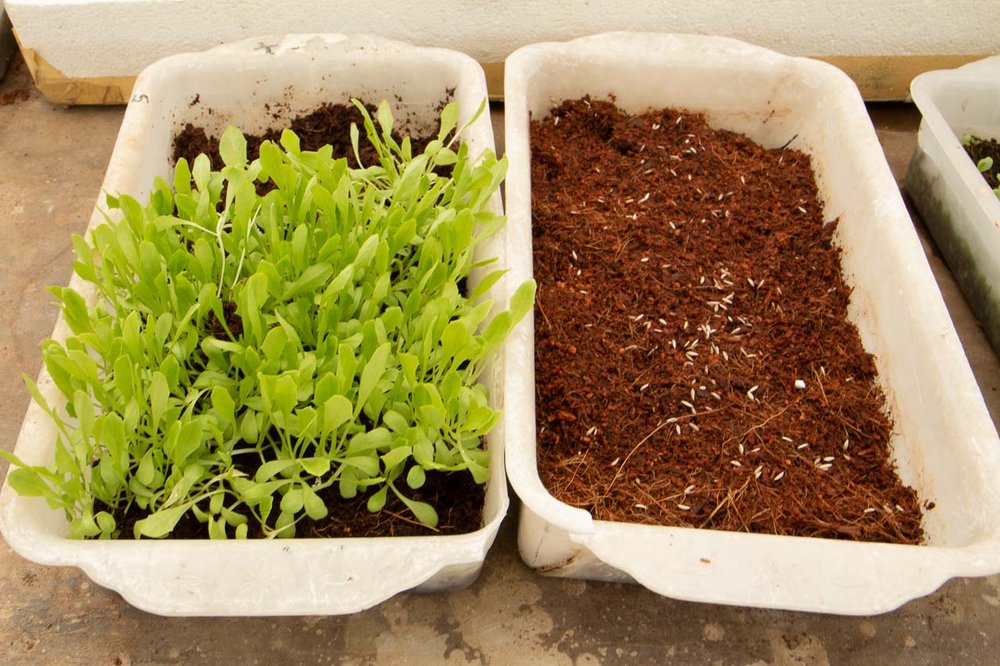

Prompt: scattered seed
[
  {"left": 730, "top": 460, "right": 742, "bottom": 467},
  {"left": 610, "top": 457, "right": 620, "bottom": 466},
  {"left": 794, "top": 379, "right": 807, "bottom": 390},
  {"left": 678, "top": 504, "right": 691, "bottom": 511},
  {"left": 797, "top": 443, "right": 809, "bottom": 450},
  {"left": 773, "top": 471, "right": 785, "bottom": 481},
  {"left": 635, "top": 503, "right": 648, "bottom": 510}
]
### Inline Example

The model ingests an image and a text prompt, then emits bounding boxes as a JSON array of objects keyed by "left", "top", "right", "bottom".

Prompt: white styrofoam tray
[
  {"left": 503, "top": 32, "right": 1000, "bottom": 615},
  {"left": 906, "top": 56, "right": 1000, "bottom": 353},
  {"left": 0, "top": 34, "right": 510, "bottom": 617}
]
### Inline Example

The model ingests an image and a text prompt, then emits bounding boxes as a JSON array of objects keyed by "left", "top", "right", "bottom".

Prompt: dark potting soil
[
  {"left": 172, "top": 102, "right": 439, "bottom": 170},
  {"left": 962, "top": 135, "right": 1000, "bottom": 191},
  {"left": 136, "top": 102, "right": 486, "bottom": 539},
  {"left": 530, "top": 97, "right": 924, "bottom": 544}
]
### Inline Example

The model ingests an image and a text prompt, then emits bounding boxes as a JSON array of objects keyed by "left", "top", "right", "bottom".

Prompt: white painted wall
[{"left": 7, "top": 0, "right": 1000, "bottom": 80}]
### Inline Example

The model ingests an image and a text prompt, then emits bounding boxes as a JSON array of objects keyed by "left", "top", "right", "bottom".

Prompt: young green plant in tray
[{"left": 2, "top": 100, "right": 535, "bottom": 540}]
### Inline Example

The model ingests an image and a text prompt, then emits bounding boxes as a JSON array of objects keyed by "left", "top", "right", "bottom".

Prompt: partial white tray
[
  {"left": 907, "top": 56, "right": 1000, "bottom": 353},
  {"left": 503, "top": 32, "right": 1000, "bottom": 615},
  {"left": 0, "top": 34, "right": 509, "bottom": 617}
]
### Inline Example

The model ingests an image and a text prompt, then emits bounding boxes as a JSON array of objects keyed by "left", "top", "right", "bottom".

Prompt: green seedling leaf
[
  {"left": 406, "top": 465, "right": 426, "bottom": 490},
  {"left": 220, "top": 126, "right": 248, "bottom": 168},
  {"left": 366, "top": 486, "right": 388, "bottom": 513},
  {"left": 394, "top": 488, "right": 439, "bottom": 528},
  {"left": 135, "top": 500, "right": 198, "bottom": 539},
  {"left": 357, "top": 341, "right": 390, "bottom": 411}
]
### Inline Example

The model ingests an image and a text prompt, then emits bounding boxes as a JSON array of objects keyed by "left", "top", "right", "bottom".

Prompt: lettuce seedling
[{"left": 2, "top": 100, "right": 535, "bottom": 539}]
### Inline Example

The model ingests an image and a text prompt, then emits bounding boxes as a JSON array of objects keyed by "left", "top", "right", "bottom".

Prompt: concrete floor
[{"left": 2, "top": 53, "right": 1000, "bottom": 664}]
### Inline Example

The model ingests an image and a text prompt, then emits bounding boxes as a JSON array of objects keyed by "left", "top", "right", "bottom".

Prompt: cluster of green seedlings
[
  {"left": 1, "top": 100, "right": 535, "bottom": 540},
  {"left": 961, "top": 134, "right": 1000, "bottom": 199}
]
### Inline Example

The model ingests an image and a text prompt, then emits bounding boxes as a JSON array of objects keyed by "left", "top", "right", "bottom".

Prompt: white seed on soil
[
  {"left": 823, "top": 456, "right": 835, "bottom": 462},
  {"left": 773, "top": 471, "right": 785, "bottom": 481},
  {"left": 690, "top": 423, "right": 700, "bottom": 431},
  {"left": 571, "top": 250, "right": 578, "bottom": 260},
  {"left": 818, "top": 464, "right": 832, "bottom": 471},
  {"left": 675, "top": 424, "right": 682, "bottom": 435},
  {"left": 864, "top": 507, "right": 877, "bottom": 514},
  {"left": 586, "top": 426, "right": 598, "bottom": 436},
  {"left": 680, "top": 400, "right": 696, "bottom": 412},
  {"left": 798, "top": 443, "right": 810, "bottom": 450},
  {"left": 639, "top": 193, "right": 650, "bottom": 204},
  {"left": 685, "top": 485, "right": 696, "bottom": 494},
  {"left": 640, "top": 384, "right": 649, "bottom": 391},
  {"left": 730, "top": 460, "right": 742, "bottom": 467},
  {"left": 794, "top": 379, "right": 807, "bottom": 390},
  {"left": 635, "top": 503, "right": 648, "bottom": 509},
  {"left": 754, "top": 465, "right": 763, "bottom": 479},
  {"left": 678, "top": 504, "right": 691, "bottom": 511},
  {"left": 711, "top": 392, "right": 722, "bottom": 400},
  {"left": 747, "top": 385, "right": 759, "bottom": 400},
  {"left": 610, "top": 457, "right": 620, "bottom": 467},
  {"left": 782, "top": 436, "right": 794, "bottom": 443},
  {"left": 738, "top": 443, "right": 745, "bottom": 455},
  {"left": 896, "top": 504, "right": 905, "bottom": 512},
  {"left": 843, "top": 439, "right": 850, "bottom": 450},
  {"left": 652, "top": 123, "right": 661, "bottom": 130},
  {"left": 640, "top": 257, "right": 650, "bottom": 263}
]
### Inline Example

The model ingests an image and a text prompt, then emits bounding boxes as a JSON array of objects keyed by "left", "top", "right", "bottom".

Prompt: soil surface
[
  {"left": 123, "top": 102, "right": 486, "bottom": 539},
  {"left": 530, "top": 98, "right": 923, "bottom": 544},
  {"left": 173, "top": 102, "right": 437, "bottom": 170},
  {"left": 963, "top": 135, "right": 1000, "bottom": 191}
]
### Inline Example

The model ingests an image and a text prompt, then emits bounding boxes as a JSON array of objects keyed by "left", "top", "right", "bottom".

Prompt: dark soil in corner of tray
[
  {"left": 172, "top": 102, "right": 439, "bottom": 170},
  {"left": 530, "top": 96, "right": 924, "bottom": 545},
  {"left": 963, "top": 135, "right": 1000, "bottom": 190}
]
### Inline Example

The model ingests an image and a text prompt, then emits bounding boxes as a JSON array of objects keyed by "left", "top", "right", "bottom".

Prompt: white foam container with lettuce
[
  {"left": 0, "top": 34, "right": 509, "bottom": 617},
  {"left": 503, "top": 32, "right": 1000, "bottom": 615}
]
